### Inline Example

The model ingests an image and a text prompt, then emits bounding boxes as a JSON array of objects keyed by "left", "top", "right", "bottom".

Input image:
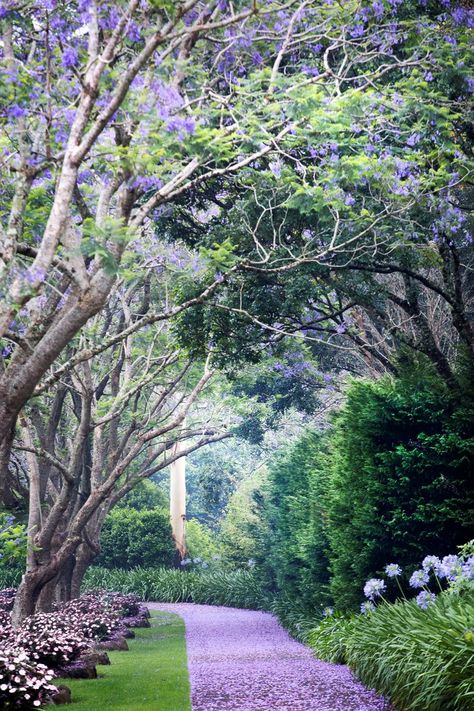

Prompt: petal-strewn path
[{"left": 148, "top": 603, "right": 393, "bottom": 711}]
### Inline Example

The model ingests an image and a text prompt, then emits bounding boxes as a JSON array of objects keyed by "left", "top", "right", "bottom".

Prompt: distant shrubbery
[
  {"left": 96, "top": 507, "right": 175, "bottom": 569},
  {"left": 83, "top": 566, "right": 267, "bottom": 610}
]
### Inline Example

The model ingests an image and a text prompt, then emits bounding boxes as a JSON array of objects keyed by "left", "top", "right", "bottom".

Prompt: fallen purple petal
[{"left": 149, "top": 603, "right": 393, "bottom": 711}]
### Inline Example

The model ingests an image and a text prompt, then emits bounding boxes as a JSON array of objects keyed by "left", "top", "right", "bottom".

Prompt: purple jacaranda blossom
[
  {"left": 149, "top": 603, "right": 394, "bottom": 711},
  {"left": 344, "top": 193, "right": 356, "bottom": 206},
  {"left": 406, "top": 132, "right": 421, "bottom": 147},
  {"left": 127, "top": 21, "right": 141, "bottom": 42},
  {"left": 409, "top": 569, "right": 429, "bottom": 588},
  {"left": 424, "top": 71, "right": 434, "bottom": 81},
  {"left": 363, "top": 578, "right": 386, "bottom": 600},
  {"left": 6, "top": 104, "right": 26, "bottom": 119},
  {"left": 269, "top": 160, "right": 282, "bottom": 178},
  {"left": 350, "top": 25, "right": 365, "bottom": 39},
  {"left": 301, "top": 65, "right": 320, "bottom": 76},
  {"left": 165, "top": 116, "right": 195, "bottom": 139},
  {"left": 372, "top": 1, "right": 385, "bottom": 20},
  {"left": 385, "top": 563, "right": 402, "bottom": 578},
  {"left": 416, "top": 591, "right": 436, "bottom": 609},
  {"left": 61, "top": 47, "right": 79, "bottom": 68}
]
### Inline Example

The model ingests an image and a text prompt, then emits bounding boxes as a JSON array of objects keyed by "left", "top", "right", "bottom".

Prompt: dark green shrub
[
  {"left": 96, "top": 508, "right": 175, "bottom": 569},
  {"left": 260, "top": 431, "right": 332, "bottom": 610},
  {"left": 328, "top": 365, "right": 474, "bottom": 609}
]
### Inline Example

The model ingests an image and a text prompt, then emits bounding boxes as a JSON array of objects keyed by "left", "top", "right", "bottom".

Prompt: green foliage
[
  {"left": 96, "top": 508, "right": 175, "bottom": 570},
  {"left": 345, "top": 593, "right": 474, "bottom": 711},
  {"left": 185, "top": 519, "right": 221, "bottom": 562},
  {"left": 0, "top": 513, "right": 27, "bottom": 570},
  {"left": 116, "top": 481, "right": 167, "bottom": 512},
  {"left": 307, "top": 612, "right": 356, "bottom": 664},
  {"left": 83, "top": 566, "right": 267, "bottom": 610},
  {"left": 260, "top": 431, "right": 332, "bottom": 612},
  {"left": 219, "top": 468, "right": 270, "bottom": 566}
]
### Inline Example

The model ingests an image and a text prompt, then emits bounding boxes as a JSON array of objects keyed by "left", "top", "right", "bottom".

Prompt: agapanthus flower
[
  {"left": 461, "top": 556, "right": 474, "bottom": 580},
  {"left": 360, "top": 601, "right": 375, "bottom": 614},
  {"left": 363, "top": 578, "right": 386, "bottom": 600},
  {"left": 416, "top": 591, "right": 436, "bottom": 609},
  {"left": 322, "top": 607, "right": 334, "bottom": 618},
  {"left": 421, "top": 555, "right": 441, "bottom": 572},
  {"left": 385, "top": 563, "right": 402, "bottom": 578},
  {"left": 439, "top": 555, "right": 462, "bottom": 580},
  {"left": 409, "top": 569, "right": 429, "bottom": 588}
]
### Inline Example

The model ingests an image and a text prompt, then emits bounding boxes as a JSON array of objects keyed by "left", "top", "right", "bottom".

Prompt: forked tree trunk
[
  {"left": 70, "top": 544, "right": 96, "bottom": 599},
  {"left": 170, "top": 439, "right": 186, "bottom": 560}
]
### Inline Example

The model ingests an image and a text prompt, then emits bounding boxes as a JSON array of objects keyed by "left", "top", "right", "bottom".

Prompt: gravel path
[{"left": 148, "top": 603, "right": 393, "bottom": 711}]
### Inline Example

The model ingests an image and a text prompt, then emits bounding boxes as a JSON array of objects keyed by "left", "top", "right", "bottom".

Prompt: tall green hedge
[{"left": 259, "top": 361, "right": 474, "bottom": 611}]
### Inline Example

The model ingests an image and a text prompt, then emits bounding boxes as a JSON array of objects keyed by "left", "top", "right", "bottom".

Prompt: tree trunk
[
  {"left": 70, "top": 544, "right": 96, "bottom": 599},
  {"left": 11, "top": 566, "right": 58, "bottom": 625},
  {"left": 170, "top": 439, "right": 186, "bottom": 560}
]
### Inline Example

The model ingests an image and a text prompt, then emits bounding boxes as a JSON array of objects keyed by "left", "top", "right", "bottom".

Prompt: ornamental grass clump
[
  {"left": 83, "top": 566, "right": 266, "bottom": 609},
  {"left": 345, "top": 592, "right": 474, "bottom": 711},
  {"left": 307, "top": 612, "right": 356, "bottom": 663}
]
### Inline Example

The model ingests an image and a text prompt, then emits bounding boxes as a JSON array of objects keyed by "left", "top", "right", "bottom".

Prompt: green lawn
[{"left": 55, "top": 611, "right": 191, "bottom": 711}]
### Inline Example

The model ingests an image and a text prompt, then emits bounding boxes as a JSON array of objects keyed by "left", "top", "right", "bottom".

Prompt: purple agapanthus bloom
[
  {"left": 461, "top": 556, "right": 474, "bottom": 580},
  {"left": 416, "top": 591, "right": 436, "bottom": 609},
  {"left": 439, "top": 554, "right": 462, "bottom": 580},
  {"left": 363, "top": 578, "right": 386, "bottom": 600},
  {"left": 360, "top": 601, "right": 376, "bottom": 614},
  {"left": 409, "top": 569, "right": 429, "bottom": 588},
  {"left": 385, "top": 563, "right": 402, "bottom": 578},
  {"left": 421, "top": 555, "right": 441, "bottom": 572}
]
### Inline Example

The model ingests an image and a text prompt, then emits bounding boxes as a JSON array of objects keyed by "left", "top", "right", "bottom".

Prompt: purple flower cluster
[
  {"left": 0, "top": 647, "right": 56, "bottom": 709},
  {"left": 363, "top": 578, "right": 386, "bottom": 600},
  {"left": 362, "top": 548, "right": 474, "bottom": 613}
]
